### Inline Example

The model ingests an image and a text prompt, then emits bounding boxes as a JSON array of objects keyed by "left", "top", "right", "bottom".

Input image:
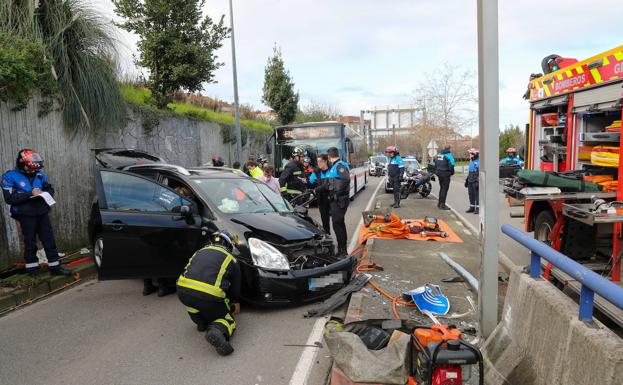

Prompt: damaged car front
[{"left": 188, "top": 173, "right": 356, "bottom": 305}]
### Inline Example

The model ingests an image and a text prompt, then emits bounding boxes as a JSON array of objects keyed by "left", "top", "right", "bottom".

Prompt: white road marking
[{"left": 288, "top": 178, "right": 384, "bottom": 385}]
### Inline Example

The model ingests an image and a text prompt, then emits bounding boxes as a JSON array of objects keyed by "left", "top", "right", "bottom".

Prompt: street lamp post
[{"left": 228, "top": 0, "right": 242, "bottom": 165}]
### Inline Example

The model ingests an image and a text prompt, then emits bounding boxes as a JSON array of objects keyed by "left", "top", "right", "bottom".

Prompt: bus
[{"left": 266, "top": 121, "right": 368, "bottom": 198}]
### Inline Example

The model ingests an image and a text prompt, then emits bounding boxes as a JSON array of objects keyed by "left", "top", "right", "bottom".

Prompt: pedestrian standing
[
  {"left": 385, "top": 146, "right": 405, "bottom": 208},
  {"left": 258, "top": 165, "right": 281, "bottom": 194},
  {"left": 314, "top": 147, "right": 350, "bottom": 257},
  {"left": 465, "top": 148, "right": 479, "bottom": 214},
  {"left": 176, "top": 231, "right": 241, "bottom": 356},
  {"left": 246, "top": 160, "right": 263, "bottom": 179},
  {"left": 433, "top": 145, "right": 455, "bottom": 210},
  {"left": 1, "top": 149, "right": 71, "bottom": 276}
]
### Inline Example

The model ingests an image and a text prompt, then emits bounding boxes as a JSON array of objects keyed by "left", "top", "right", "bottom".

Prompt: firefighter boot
[
  {"left": 465, "top": 206, "right": 475, "bottom": 213},
  {"left": 205, "top": 326, "right": 234, "bottom": 356}
]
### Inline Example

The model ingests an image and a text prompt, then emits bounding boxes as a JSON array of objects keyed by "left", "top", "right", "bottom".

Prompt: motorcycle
[
  {"left": 373, "top": 162, "right": 386, "bottom": 177},
  {"left": 400, "top": 170, "right": 435, "bottom": 199}
]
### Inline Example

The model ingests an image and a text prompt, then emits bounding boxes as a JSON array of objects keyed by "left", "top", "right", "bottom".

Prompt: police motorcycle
[{"left": 399, "top": 167, "right": 435, "bottom": 199}]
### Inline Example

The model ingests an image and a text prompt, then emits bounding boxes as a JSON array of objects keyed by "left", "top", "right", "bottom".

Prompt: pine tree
[{"left": 262, "top": 46, "right": 299, "bottom": 125}]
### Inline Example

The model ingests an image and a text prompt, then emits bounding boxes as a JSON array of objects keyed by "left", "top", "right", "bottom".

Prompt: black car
[{"left": 88, "top": 149, "right": 355, "bottom": 305}]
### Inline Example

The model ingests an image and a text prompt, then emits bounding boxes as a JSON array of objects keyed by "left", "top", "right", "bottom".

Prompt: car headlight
[{"left": 248, "top": 238, "right": 290, "bottom": 271}]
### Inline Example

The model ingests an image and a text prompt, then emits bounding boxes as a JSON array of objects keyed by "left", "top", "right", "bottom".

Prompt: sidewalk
[{"left": 346, "top": 190, "right": 481, "bottom": 333}]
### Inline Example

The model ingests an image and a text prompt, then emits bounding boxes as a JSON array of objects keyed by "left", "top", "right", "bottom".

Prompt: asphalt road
[{"left": 0, "top": 176, "right": 383, "bottom": 385}]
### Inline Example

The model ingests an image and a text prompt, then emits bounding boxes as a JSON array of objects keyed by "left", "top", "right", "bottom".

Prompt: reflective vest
[
  {"left": 177, "top": 246, "right": 236, "bottom": 300},
  {"left": 249, "top": 166, "right": 263, "bottom": 179}
]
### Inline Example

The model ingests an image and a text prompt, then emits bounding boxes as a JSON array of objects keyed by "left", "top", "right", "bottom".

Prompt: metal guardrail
[{"left": 501, "top": 224, "right": 623, "bottom": 322}]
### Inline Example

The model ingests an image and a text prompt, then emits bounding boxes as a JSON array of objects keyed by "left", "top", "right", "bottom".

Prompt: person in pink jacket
[{"left": 258, "top": 165, "right": 280, "bottom": 194}]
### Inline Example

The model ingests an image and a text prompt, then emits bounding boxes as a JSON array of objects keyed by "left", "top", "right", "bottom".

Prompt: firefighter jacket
[
  {"left": 279, "top": 159, "right": 306, "bottom": 194},
  {"left": 177, "top": 246, "right": 241, "bottom": 303}
]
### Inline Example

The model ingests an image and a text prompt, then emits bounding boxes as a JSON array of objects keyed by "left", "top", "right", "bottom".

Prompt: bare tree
[
  {"left": 295, "top": 101, "right": 341, "bottom": 123},
  {"left": 413, "top": 63, "right": 477, "bottom": 164}
]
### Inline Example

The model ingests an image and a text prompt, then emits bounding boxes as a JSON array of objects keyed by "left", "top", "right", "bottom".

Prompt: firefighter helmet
[
  {"left": 210, "top": 231, "right": 239, "bottom": 256},
  {"left": 292, "top": 146, "right": 306, "bottom": 157}
]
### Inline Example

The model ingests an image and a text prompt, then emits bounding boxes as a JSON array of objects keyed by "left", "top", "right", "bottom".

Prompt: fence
[
  {"left": 0, "top": 99, "right": 269, "bottom": 269},
  {"left": 501, "top": 224, "right": 623, "bottom": 322}
]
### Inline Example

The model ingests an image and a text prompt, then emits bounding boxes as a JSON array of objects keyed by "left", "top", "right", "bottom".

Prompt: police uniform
[
  {"left": 309, "top": 168, "right": 331, "bottom": 234},
  {"left": 177, "top": 245, "right": 241, "bottom": 341},
  {"left": 500, "top": 155, "right": 522, "bottom": 166},
  {"left": 1, "top": 169, "right": 61, "bottom": 273},
  {"left": 433, "top": 150, "right": 455, "bottom": 209},
  {"left": 465, "top": 157, "right": 479, "bottom": 213},
  {"left": 315, "top": 160, "right": 350, "bottom": 255},
  {"left": 279, "top": 159, "right": 306, "bottom": 197},
  {"left": 387, "top": 155, "right": 405, "bottom": 207}
]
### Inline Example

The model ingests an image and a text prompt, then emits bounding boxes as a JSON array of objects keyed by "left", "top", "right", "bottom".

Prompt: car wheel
[
  {"left": 534, "top": 210, "right": 555, "bottom": 245},
  {"left": 93, "top": 235, "right": 104, "bottom": 269}
]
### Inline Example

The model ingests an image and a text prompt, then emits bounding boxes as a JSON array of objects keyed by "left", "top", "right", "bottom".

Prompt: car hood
[{"left": 230, "top": 212, "right": 321, "bottom": 242}]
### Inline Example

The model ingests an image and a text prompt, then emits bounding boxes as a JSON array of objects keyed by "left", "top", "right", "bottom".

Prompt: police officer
[
  {"left": 433, "top": 145, "right": 455, "bottom": 210},
  {"left": 176, "top": 231, "right": 241, "bottom": 356},
  {"left": 314, "top": 147, "right": 350, "bottom": 257},
  {"left": 279, "top": 146, "right": 307, "bottom": 198},
  {"left": 1, "top": 149, "right": 71, "bottom": 277},
  {"left": 309, "top": 153, "right": 331, "bottom": 235},
  {"left": 465, "top": 148, "right": 479, "bottom": 214},
  {"left": 385, "top": 146, "right": 405, "bottom": 208},
  {"left": 500, "top": 147, "right": 523, "bottom": 167}
]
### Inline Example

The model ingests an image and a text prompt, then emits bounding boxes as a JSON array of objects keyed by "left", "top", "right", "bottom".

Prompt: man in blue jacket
[
  {"left": 385, "top": 146, "right": 405, "bottom": 208},
  {"left": 1, "top": 149, "right": 71, "bottom": 276},
  {"left": 433, "top": 145, "right": 455, "bottom": 210}
]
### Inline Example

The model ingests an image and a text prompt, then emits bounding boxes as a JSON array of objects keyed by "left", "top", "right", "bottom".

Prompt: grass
[{"left": 120, "top": 84, "right": 273, "bottom": 133}]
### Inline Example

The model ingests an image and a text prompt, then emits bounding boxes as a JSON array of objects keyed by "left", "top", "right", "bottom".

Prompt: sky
[{"left": 94, "top": 0, "right": 623, "bottom": 135}]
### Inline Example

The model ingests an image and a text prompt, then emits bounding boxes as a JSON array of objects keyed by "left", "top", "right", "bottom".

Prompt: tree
[
  {"left": 413, "top": 64, "right": 477, "bottom": 165},
  {"left": 262, "top": 46, "right": 299, "bottom": 124},
  {"left": 499, "top": 124, "right": 525, "bottom": 158},
  {"left": 113, "top": 0, "right": 229, "bottom": 108},
  {"left": 295, "top": 101, "right": 340, "bottom": 123}
]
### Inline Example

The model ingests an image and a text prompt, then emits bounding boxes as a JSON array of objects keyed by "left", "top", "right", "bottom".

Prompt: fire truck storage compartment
[
  {"left": 573, "top": 83, "right": 623, "bottom": 169},
  {"left": 532, "top": 95, "right": 569, "bottom": 172}
]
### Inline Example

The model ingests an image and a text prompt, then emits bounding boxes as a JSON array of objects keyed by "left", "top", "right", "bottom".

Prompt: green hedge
[{"left": 0, "top": 33, "right": 57, "bottom": 106}]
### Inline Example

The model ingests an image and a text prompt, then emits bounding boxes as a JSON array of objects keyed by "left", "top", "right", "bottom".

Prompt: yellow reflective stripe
[
  {"left": 215, "top": 254, "right": 234, "bottom": 289},
  {"left": 177, "top": 276, "right": 225, "bottom": 298},
  {"left": 214, "top": 318, "right": 236, "bottom": 336},
  {"left": 186, "top": 307, "right": 199, "bottom": 314}
]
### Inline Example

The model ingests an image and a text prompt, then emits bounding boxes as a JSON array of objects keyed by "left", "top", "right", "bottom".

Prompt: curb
[
  {"left": 0, "top": 259, "right": 97, "bottom": 316},
  {"left": 431, "top": 192, "right": 516, "bottom": 273}
]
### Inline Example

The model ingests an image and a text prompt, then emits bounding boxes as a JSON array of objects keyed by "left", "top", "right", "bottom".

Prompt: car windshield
[
  {"left": 404, "top": 158, "right": 421, "bottom": 173},
  {"left": 370, "top": 156, "right": 387, "bottom": 164},
  {"left": 192, "top": 177, "right": 292, "bottom": 214}
]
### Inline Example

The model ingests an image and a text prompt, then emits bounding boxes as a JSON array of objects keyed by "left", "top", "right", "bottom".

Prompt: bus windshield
[{"left": 276, "top": 139, "right": 339, "bottom": 170}]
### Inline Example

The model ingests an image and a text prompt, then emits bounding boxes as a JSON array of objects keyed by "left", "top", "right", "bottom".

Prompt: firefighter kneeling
[{"left": 176, "top": 231, "right": 241, "bottom": 356}]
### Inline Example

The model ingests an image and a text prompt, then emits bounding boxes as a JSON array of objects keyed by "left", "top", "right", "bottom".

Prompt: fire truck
[{"left": 508, "top": 45, "right": 623, "bottom": 292}]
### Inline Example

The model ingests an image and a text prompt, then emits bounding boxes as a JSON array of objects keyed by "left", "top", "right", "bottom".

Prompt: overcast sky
[{"left": 95, "top": 0, "right": 622, "bottom": 135}]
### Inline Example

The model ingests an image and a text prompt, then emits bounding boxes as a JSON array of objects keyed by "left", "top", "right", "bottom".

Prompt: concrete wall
[
  {"left": 0, "top": 99, "right": 269, "bottom": 269},
  {"left": 482, "top": 266, "right": 623, "bottom": 385}
]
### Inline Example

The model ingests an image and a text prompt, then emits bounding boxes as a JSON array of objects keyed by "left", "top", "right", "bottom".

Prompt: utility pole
[
  {"left": 477, "top": 0, "right": 500, "bottom": 339},
  {"left": 392, "top": 124, "right": 396, "bottom": 146},
  {"left": 228, "top": 0, "right": 242, "bottom": 165}
]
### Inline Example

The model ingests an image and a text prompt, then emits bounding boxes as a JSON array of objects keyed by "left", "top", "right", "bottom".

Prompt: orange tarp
[{"left": 358, "top": 215, "right": 463, "bottom": 244}]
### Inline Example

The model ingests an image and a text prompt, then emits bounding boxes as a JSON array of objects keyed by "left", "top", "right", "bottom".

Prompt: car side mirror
[{"left": 178, "top": 205, "right": 196, "bottom": 225}]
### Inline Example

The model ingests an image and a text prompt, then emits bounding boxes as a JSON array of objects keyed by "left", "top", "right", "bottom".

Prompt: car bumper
[{"left": 241, "top": 256, "right": 356, "bottom": 306}]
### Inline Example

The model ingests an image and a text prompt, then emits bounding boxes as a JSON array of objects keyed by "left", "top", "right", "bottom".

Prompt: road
[{"left": 0, "top": 176, "right": 383, "bottom": 385}]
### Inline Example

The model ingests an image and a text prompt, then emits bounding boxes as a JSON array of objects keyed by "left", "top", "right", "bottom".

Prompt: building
[{"left": 337, "top": 115, "right": 371, "bottom": 136}]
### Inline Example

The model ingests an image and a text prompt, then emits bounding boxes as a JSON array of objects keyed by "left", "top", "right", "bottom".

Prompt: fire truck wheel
[
  {"left": 561, "top": 219, "right": 596, "bottom": 261},
  {"left": 534, "top": 210, "right": 555, "bottom": 245}
]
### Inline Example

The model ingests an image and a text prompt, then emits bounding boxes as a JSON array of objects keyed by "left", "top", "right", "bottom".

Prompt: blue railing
[{"left": 501, "top": 224, "right": 623, "bottom": 322}]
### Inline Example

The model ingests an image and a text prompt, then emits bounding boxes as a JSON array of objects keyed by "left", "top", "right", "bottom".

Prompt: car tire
[
  {"left": 534, "top": 210, "right": 555, "bottom": 245},
  {"left": 93, "top": 235, "right": 104, "bottom": 270}
]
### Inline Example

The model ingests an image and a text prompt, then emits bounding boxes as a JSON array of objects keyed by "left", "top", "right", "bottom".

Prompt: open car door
[{"left": 93, "top": 168, "right": 204, "bottom": 279}]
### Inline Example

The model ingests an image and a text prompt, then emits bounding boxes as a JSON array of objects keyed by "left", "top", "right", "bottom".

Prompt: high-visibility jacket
[
  {"left": 249, "top": 166, "right": 263, "bottom": 179},
  {"left": 177, "top": 245, "right": 241, "bottom": 303}
]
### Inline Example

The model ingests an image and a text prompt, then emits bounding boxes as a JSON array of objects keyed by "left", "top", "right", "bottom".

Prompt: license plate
[{"left": 308, "top": 272, "right": 344, "bottom": 291}]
